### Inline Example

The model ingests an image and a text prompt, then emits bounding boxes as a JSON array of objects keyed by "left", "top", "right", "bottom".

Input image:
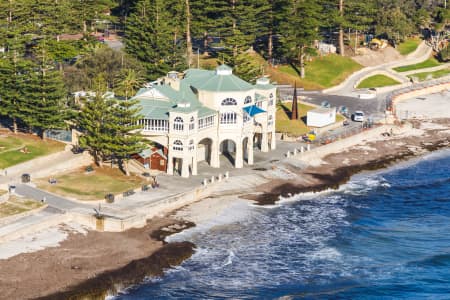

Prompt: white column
[
  {"left": 167, "top": 153, "right": 174, "bottom": 175},
  {"left": 261, "top": 132, "right": 269, "bottom": 152},
  {"left": 192, "top": 155, "right": 198, "bottom": 176},
  {"left": 211, "top": 140, "right": 220, "bottom": 168},
  {"left": 270, "top": 131, "right": 276, "bottom": 150},
  {"left": 235, "top": 140, "right": 243, "bottom": 168},
  {"left": 247, "top": 138, "right": 254, "bottom": 165},
  {"left": 181, "top": 158, "right": 189, "bottom": 178}
]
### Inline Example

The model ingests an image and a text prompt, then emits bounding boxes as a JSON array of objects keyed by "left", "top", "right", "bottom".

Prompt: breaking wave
[{"left": 115, "top": 149, "right": 450, "bottom": 299}]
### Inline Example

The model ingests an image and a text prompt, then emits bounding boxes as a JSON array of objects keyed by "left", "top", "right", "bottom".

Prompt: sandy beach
[{"left": 0, "top": 119, "right": 449, "bottom": 299}]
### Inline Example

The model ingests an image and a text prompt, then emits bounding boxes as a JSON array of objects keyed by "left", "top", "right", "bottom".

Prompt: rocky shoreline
[
  {"left": 37, "top": 241, "right": 196, "bottom": 300},
  {"left": 248, "top": 121, "right": 449, "bottom": 206},
  {"left": 243, "top": 134, "right": 450, "bottom": 205},
  {"left": 0, "top": 120, "right": 448, "bottom": 300}
]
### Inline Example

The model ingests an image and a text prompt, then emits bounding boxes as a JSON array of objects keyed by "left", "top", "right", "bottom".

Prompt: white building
[
  {"left": 307, "top": 107, "right": 336, "bottom": 128},
  {"left": 132, "top": 65, "right": 277, "bottom": 178}
]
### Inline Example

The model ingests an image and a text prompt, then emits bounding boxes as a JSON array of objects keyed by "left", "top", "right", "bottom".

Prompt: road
[{"left": 15, "top": 184, "right": 92, "bottom": 211}]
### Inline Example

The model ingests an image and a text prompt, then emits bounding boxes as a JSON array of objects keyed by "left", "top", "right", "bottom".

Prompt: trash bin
[
  {"left": 105, "top": 193, "right": 114, "bottom": 203},
  {"left": 21, "top": 173, "right": 30, "bottom": 183}
]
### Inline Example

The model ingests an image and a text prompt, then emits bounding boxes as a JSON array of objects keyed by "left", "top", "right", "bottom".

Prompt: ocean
[{"left": 114, "top": 149, "right": 450, "bottom": 299}]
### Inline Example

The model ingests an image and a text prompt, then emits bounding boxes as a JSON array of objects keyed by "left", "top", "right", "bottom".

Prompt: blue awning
[{"left": 243, "top": 105, "right": 266, "bottom": 117}]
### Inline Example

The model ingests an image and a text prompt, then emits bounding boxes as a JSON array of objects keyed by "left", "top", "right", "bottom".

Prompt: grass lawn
[
  {"left": 36, "top": 166, "right": 146, "bottom": 201},
  {"left": 0, "top": 134, "right": 65, "bottom": 169},
  {"left": 357, "top": 74, "right": 401, "bottom": 88},
  {"left": 0, "top": 196, "right": 44, "bottom": 218},
  {"left": 276, "top": 101, "right": 344, "bottom": 136},
  {"left": 268, "top": 54, "right": 363, "bottom": 90},
  {"left": 408, "top": 68, "right": 450, "bottom": 81},
  {"left": 393, "top": 57, "right": 442, "bottom": 73},
  {"left": 199, "top": 55, "right": 219, "bottom": 69},
  {"left": 397, "top": 37, "right": 421, "bottom": 56}
]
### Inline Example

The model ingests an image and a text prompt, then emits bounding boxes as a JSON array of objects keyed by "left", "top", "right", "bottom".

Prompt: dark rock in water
[
  {"left": 150, "top": 220, "right": 195, "bottom": 243},
  {"left": 245, "top": 138, "right": 450, "bottom": 206},
  {"left": 36, "top": 242, "right": 196, "bottom": 300}
]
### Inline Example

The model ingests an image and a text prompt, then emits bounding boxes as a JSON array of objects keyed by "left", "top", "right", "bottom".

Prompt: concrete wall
[
  {"left": 392, "top": 79, "right": 450, "bottom": 118},
  {"left": 68, "top": 176, "right": 229, "bottom": 232},
  {"left": 0, "top": 213, "right": 69, "bottom": 243},
  {"left": 292, "top": 124, "right": 410, "bottom": 163}
]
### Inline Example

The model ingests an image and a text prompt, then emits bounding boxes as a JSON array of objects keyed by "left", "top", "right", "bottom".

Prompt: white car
[{"left": 352, "top": 111, "right": 365, "bottom": 122}]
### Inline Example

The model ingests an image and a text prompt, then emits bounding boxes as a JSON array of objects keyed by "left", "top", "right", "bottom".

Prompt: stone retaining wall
[
  {"left": 0, "top": 204, "right": 49, "bottom": 227},
  {"left": 0, "top": 212, "right": 68, "bottom": 243},
  {"left": 292, "top": 124, "right": 410, "bottom": 163}
]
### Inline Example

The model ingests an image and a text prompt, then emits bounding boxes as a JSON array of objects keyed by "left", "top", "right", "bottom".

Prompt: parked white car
[{"left": 352, "top": 111, "right": 365, "bottom": 122}]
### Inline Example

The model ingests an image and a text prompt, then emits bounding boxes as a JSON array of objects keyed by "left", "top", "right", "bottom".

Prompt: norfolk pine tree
[
  {"left": 280, "top": 0, "right": 322, "bottom": 78},
  {"left": 21, "top": 56, "right": 68, "bottom": 139},
  {"left": 111, "top": 99, "right": 145, "bottom": 176}
]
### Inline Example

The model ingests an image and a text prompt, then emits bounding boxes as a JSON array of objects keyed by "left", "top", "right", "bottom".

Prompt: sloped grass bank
[
  {"left": 394, "top": 57, "right": 441, "bottom": 72},
  {"left": 268, "top": 54, "right": 362, "bottom": 90},
  {"left": 357, "top": 74, "right": 401, "bottom": 88},
  {"left": 0, "top": 134, "right": 64, "bottom": 169},
  {"left": 397, "top": 37, "right": 421, "bottom": 56}
]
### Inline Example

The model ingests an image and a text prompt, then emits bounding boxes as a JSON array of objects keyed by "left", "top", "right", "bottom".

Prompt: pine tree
[
  {"left": 190, "top": 0, "right": 229, "bottom": 54},
  {"left": 280, "top": 0, "right": 322, "bottom": 78},
  {"left": 111, "top": 99, "right": 145, "bottom": 176},
  {"left": 0, "top": 0, "right": 32, "bottom": 54},
  {"left": 0, "top": 55, "right": 21, "bottom": 133},
  {"left": 125, "top": 0, "right": 184, "bottom": 79},
  {"left": 21, "top": 56, "right": 68, "bottom": 138},
  {"left": 78, "top": 95, "right": 116, "bottom": 167}
]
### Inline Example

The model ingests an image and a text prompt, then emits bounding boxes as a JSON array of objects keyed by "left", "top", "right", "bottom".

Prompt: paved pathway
[
  {"left": 0, "top": 150, "right": 91, "bottom": 187},
  {"left": 14, "top": 184, "right": 92, "bottom": 211},
  {"left": 324, "top": 41, "right": 432, "bottom": 97}
]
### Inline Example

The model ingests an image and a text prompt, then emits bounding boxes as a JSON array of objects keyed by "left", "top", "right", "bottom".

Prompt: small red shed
[{"left": 132, "top": 147, "right": 167, "bottom": 172}]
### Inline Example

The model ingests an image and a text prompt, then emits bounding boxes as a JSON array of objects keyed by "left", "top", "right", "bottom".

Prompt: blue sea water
[{"left": 115, "top": 149, "right": 450, "bottom": 300}]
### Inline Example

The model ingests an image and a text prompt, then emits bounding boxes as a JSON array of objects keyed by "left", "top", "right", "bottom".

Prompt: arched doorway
[
  {"left": 198, "top": 138, "right": 213, "bottom": 165},
  {"left": 243, "top": 137, "right": 249, "bottom": 163},
  {"left": 254, "top": 122, "right": 263, "bottom": 150},
  {"left": 220, "top": 139, "right": 236, "bottom": 166}
]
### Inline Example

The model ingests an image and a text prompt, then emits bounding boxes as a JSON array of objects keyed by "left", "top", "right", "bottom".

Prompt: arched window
[
  {"left": 188, "top": 139, "right": 195, "bottom": 150},
  {"left": 244, "top": 96, "right": 252, "bottom": 104},
  {"left": 221, "top": 98, "right": 237, "bottom": 106},
  {"left": 173, "top": 140, "right": 183, "bottom": 151},
  {"left": 220, "top": 112, "right": 237, "bottom": 124},
  {"left": 173, "top": 117, "right": 184, "bottom": 131},
  {"left": 189, "top": 116, "right": 195, "bottom": 131},
  {"left": 269, "top": 93, "right": 274, "bottom": 106}
]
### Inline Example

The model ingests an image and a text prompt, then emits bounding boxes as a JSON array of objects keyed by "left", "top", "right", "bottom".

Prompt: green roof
[
  {"left": 131, "top": 65, "right": 261, "bottom": 120},
  {"left": 138, "top": 99, "right": 172, "bottom": 120},
  {"left": 133, "top": 80, "right": 215, "bottom": 119},
  {"left": 184, "top": 66, "right": 254, "bottom": 92}
]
